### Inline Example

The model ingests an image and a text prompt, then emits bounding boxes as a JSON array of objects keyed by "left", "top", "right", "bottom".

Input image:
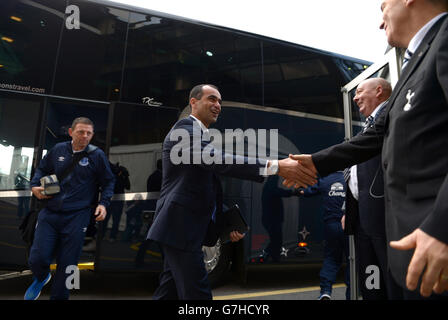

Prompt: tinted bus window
[
  {"left": 0, "top": 96, "right": 40, "bottom": 191},
  {"left": 262, "top": 42, "right": 345, "bottom": 119},
  {"left": 53, "top": 1, "right": 128, "bottom": 101},
  {"left": 0, "top": 94, "right": 41, "bottom": 268},
  {"left": 201, "top": 31, "right": 263, "bottom": 106},
  {"left": 43, "top": 100, "right": 109, "bottom": 151},
  {"left": 122, "top": 14, "right": 263, "bottom": 109},
  {"left": 122, "top": 13, "right": 204, "bottom": 108},
  {"left": 0, "top": 0, "right": 64, "bottom": 94},
  {"left": 109, "top": 103, "right": 179, "bottom": 193}
]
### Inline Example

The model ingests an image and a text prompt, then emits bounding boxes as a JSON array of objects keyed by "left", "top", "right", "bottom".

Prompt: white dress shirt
[{"left": 407, "top": 12, "right": 447, "bottom": 56}]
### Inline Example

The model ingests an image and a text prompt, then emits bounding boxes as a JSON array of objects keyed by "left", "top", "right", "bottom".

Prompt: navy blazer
[
  {"left": 312, "top": 15, "right": 448, "bottom": 288},
  {"left": 147, "top": 116, "right": 265, "bottom": 252}
]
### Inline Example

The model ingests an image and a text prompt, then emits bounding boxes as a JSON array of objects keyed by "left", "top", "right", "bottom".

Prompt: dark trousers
[
  {"left": 319, "top": 220, "right": 350, "bottom": 299},
  {"left": 354, "top": 225, "right": 393, "bottom": 300},
  {"left": 262, "top": 218, "right": 283, "bottom": 262},
  {"left": 152, "top": 243, "right": 212, "bottom": 300},
  {"left": 28, "top": 207, "right": 91, "bottom": 300}
]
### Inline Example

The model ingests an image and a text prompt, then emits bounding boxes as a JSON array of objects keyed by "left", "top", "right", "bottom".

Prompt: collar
[
  {"left": 370, "top": 100, "right": 387, "bottom": 119},
  {"left": 71, "top": 141, "right": 87, "bottom": 154},
  {"left": 189, "top": 115, "right": 209, "bottom": 134},
  {"left": 407, "top": 12, "right": 448, "bottom": 54}
]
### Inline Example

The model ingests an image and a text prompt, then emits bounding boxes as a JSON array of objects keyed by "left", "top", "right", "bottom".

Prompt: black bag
[
  {"left": 218, "top": 204, "right": 249, "bottom": 244},
  {"left": 202, "top": 177, "right": 249, "bottom": 247},
  {"left": 18, "top": 208, "right": 40, "bottom": 247},
  {"left": 202, "top": 204, "right": 249, "bottom": 247}
]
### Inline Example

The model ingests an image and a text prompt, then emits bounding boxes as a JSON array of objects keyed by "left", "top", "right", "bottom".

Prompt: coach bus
[{"left": 0, "top": 0, "right": 370, "bottom": 286}]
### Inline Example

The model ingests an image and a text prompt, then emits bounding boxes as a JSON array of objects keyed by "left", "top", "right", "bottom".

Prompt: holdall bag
[{"left": 18, "top": 207, "right": 40, "bottom": 247}]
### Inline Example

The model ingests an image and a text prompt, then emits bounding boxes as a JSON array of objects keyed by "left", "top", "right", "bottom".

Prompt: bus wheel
[{"left": 202, "top": 239, "right": 231, "bottom": 288}]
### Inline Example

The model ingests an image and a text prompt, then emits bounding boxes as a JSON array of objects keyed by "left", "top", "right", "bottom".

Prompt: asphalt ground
[
  {"left": 0, "top": 267, "right": 433, "bottom": 319},
  {"left": 0, "top": 264, "right": 348, "bottom": 300}
]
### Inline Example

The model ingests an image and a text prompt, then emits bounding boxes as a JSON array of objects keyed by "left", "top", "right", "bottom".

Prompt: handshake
[{"left": 276, "top": 154, "right": 317, "bottom": 188}]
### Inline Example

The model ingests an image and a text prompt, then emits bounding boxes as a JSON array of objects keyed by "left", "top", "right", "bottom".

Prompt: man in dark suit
[
  {"left": 147, "top": 84, "right": 314, "bottom": 300},
  {"left": 286, "top": 0, "right": 448, "bottom": 299},
  {"left": 343, "top": 78, "right": 392, "bottom": 300}
]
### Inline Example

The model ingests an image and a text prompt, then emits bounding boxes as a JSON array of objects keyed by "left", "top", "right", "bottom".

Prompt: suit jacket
[
  {"left": 312, "top": 15, "right": 448, "bottom": 288},
  {"left": 346, "top": 105, "right": 387, "bottom": 237},
  {"left": 147, "top": 116, "right": 265, "bottom": 252}
]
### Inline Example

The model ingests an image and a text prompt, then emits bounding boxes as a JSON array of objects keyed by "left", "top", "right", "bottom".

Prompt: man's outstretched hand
[
  {"left": 281, "top": 154, "right": 318, "bottom": 188},
  {"left": 277, "top": 156, "right": 317, "bottom": 188}
]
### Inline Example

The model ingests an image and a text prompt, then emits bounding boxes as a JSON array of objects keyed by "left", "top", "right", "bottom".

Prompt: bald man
[{"left": 343, "top": 78, "right": 393, "bottom": 300}]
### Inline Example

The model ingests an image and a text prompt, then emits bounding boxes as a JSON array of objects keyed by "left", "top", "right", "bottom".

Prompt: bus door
[
  {"left": 42, "top": 98, "right": 110, "bottom": 268},
  {"left": 0, "top": 91, "right": 43, "bottom": 270},
  {"left": 96, "top": 101, "right": 179, "bottom": 272}
]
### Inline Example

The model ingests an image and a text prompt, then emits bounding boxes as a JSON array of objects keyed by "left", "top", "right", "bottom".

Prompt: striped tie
[
  {"left": 343, "top": 167, "right": 351, "bottom": 182},
  {"left": 363, "top": 115, "right": 374, "bottom": 133},
  {"left": 402, "top": 49, "right": 413, "bottom": 70}
]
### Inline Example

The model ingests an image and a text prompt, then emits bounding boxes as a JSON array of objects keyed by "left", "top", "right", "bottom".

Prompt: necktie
[
  {"left": 343, "top": 167, "right": 351, "bottom": 183},
  {"left": 362, "top": 115, "right": 374, "bottom": 133},
  {"left": 402, "top": 49, "right": 413, "bottom": 70},
  {"left": 344, "top": 112, "right": 377, "bottom": 184}
]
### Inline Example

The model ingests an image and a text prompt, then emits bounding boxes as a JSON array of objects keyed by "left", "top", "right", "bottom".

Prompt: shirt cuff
[{"left": 261, "top": 160, "right": 279, "bottom": 176}]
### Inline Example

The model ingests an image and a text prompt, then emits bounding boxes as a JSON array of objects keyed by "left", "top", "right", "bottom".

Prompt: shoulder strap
[
  {"left": 86, "top": 144, "right": 98, "bottom": 154},
  {"left": 57, "top": 151, "right": 88, "bottom": 182},
  {"left": 57, "top": 145, "right": 99, "bottom": 182}
]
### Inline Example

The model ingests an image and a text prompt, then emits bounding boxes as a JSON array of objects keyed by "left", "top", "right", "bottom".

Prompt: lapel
[{"left": 384, "top": 15, "right": 447, "bottom": 129}]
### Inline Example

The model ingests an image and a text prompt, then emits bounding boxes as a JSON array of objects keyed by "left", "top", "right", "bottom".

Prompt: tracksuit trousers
[{"left": 28, "top": 207, "right": 92, "bottom": 300}]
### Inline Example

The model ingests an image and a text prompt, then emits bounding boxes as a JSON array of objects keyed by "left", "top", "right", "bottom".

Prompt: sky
[{"left": 111, "top": 0, "right": 387, "bottom": 63}]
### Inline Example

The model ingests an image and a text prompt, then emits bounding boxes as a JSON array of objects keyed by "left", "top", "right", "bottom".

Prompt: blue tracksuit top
[
  {"left": 30, "top": 141, "right": 115, "bottom": 212},
  {"left": 301, "top": 171, "right": 346, "bottom": 222}
]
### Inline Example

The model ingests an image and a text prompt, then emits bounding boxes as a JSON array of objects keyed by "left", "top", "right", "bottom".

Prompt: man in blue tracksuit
[
  {"left": 300, "top": 171, "right": 350, "bottom": 300},
  {"left": 25, "top": 117, "right": 115, "bottom": 300}
]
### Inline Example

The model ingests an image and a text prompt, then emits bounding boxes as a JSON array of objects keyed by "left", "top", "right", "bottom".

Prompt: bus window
[
  {"left": 43, "top": 100, "right": 109, "bottom": 152},
  {"left": 0, "top": 97, "right": 40, "bottom": 191},
  {"left": 121, "top": 15, "right": 263, "bottom": 109},
  {"left": 262, "top": 42, "right": 344, "bottom": 120},
  {"left": 52, "top": 1, "right": 128, "bottom": 101},
  {"left": 0, "top": 0, "right": 64, "bottom": 94},
  {"left": 0, "top": 94, "right": 41, "bottom": 268}
]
